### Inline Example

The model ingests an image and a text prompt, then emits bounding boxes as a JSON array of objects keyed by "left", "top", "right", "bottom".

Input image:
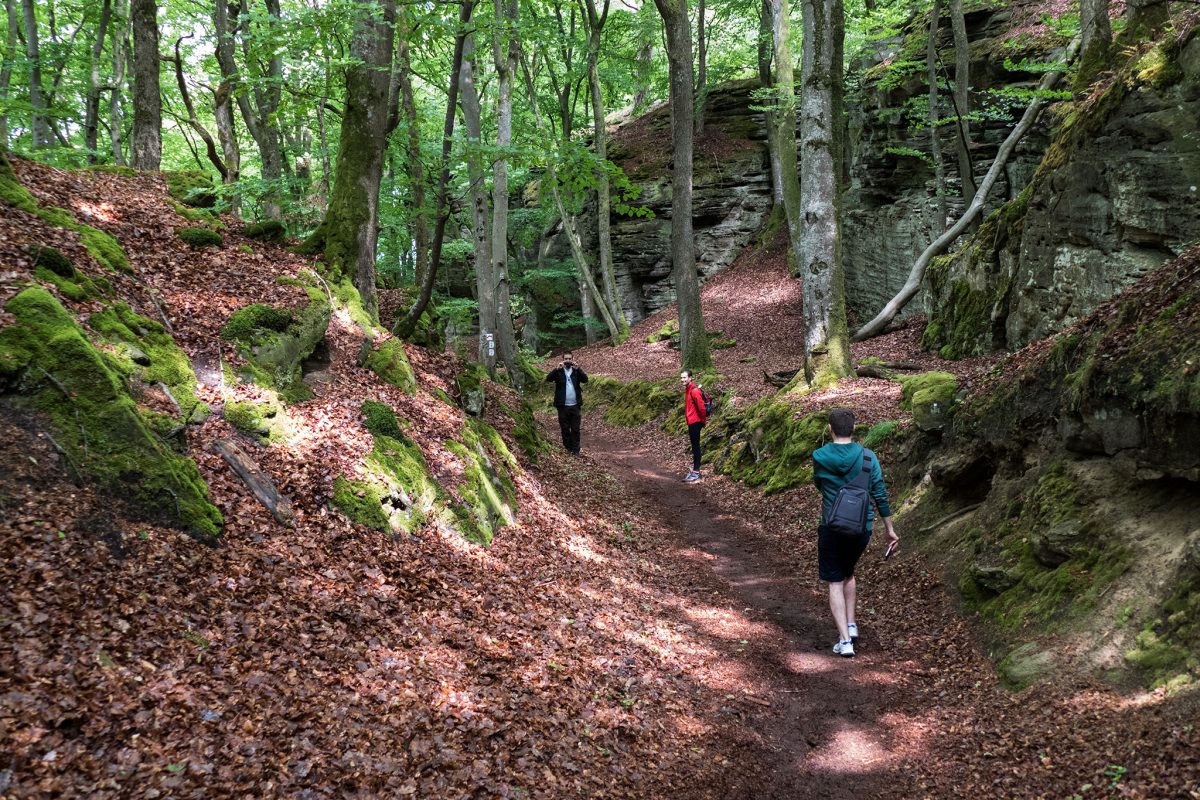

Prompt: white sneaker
[
  {"left": 847, "top": 623, "right": 858, "bottom": 643},
  {"left": 684, "top": 471, "right": 701, "bottom": 483},
  {"left": 832, "top": 640, "right": 855, "bottom": 658}
]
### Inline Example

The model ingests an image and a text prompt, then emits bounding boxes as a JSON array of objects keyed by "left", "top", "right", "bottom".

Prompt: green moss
[
  {"left": 220, "top": 304, "right": 294, "bottom": 340},
  {"left": 1125, "top": 553, "right": 1200, "bottom": 685},
  {"left": 223, "top": 397, "right": 286, "bottom": 444},
  {"left": 29, "top": 244, "right": 74, "bottom": 277},
  {"left": 862, "top": 420, "right": 900, "bottom": 449},
  {"left": 447, "top": 428, "right": 516, "bottom": 545},
  {"left": 84, "top": 164, "right": 138, "bottom": 178},
  {"left": 580, "top": 375, "right": 680, "bottom": 428},
  {"left": 361, "top": 399, "right": 404, "bottom": 439},
  {"left": 899, "top": 371, "right": 958, "bottom": 409},
  {"left": 220, "top": 295, "right": 330, "bottom": 400},
  {"left": 78, "top": 226, "right": 131, "bottom": 273},
  {"left": 243, "top": 219, "right": 287, "bottom": 242},
  {"left": 90, "top": 303, "right": 203, "bottom": 420},
  {"left": 364, "top": 338, "right": 417, "bottom": 394},
  {"left": 706, "top": 399, "right": 827, "bottom": 495},
  {"left": 34, "top": 265, "right": 105, "bottom": 303},
  {"left": 164, "top": 170, "right": 217, "bottom": 208},
  {"left": 331, "top": 278, "right": 375, "bottom": 329},
  {"left": 172, "top": 201, "right": 224, "bottom": 228},
  {"left": 645, "top": 318, "right": 678, "bottom": 343},
  {"left": 505, "top": 398, "right": 552, "bottom": 463},
  {"left": 709, "top": 332, "right": 737, "bottom": 350},
  {"left": 178, "top": 226, "right": 223, "bottom": 248},
  {"left": 0, "top": 287, "right": 222, "bottom": 538},
  {"left": 330, "top": 476, "right": 391, "bottom": 532},
  {"left": 0, "top": 155, "right": 39, "bottom": 212}
]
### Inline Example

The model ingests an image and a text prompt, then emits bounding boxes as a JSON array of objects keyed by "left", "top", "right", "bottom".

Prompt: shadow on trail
[{"left": 587, "top": 430, "right": 909, "bottom": 799}]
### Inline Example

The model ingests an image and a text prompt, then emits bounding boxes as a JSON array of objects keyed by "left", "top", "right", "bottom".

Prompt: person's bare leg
[
  {"left": 844, "top": 576, "right": 858, "bottom": 630},
  {"left": 828, "top": 581, "right": 850, "bottom": 642}
]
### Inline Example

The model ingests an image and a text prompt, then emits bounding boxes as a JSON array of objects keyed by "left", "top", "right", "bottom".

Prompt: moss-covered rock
[
  {"left": 0, "top": 287, "right": 222, "bottom": 538},
  {"left": 455, "top": 366, "right": 486, "bottom": 416},
  {"left": 704, "top": 398, "right": 828, "bottom": 495},
  {"left": 364, "top": 338, "right": 417, "bottom": 394},
  {"left": 90, "top": 302, "right": 205, "bottom": 421},
  {"left": 172, "top": 201, "right": 224, "bottom": 228},
  {"left": 242, "top": 219, "right": 287, "bottom": 242},
  {"left": 330, "top": 476, "right": 391, "bottom": 533},
  {"left": 583, "top": 375, "right": 680, "bottom": 428},
  {"left": 1124, "top": 538, "right": 1200, "bottom": 686},
  {"left": 899, "top": 371, "right": 958, "bottom": 432},
  {"left": 178, "top": 226, "right": 223, "bottom": 248},
  {"left": 448, "top": 419, "right": 519, "bottom": 544},
  {"left": 165, "top": 170, "right": 217, "bottom": 208},
  {"left": 220, "top": 294, "right": 330, "bottom": 403},
  {"left": 223, "top": 397, "right": 287, "bottom": 444},
  {"left": 29, "top": 244, "right": 74, "bottom": 277},
  {"left": 645, "top": 318, "right": 678, "bottom": 343}
]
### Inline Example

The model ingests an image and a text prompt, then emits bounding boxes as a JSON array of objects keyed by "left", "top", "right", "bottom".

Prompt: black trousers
[
  {"left": 688, "top": 421, "right": 703, "bottom": 471},
  {"left": 557, "top": 405, "right": 582, "bottom": 454}
]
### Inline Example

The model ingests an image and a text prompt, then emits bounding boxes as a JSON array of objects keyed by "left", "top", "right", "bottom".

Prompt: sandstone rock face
[{"left": 928, "top": 31, "right": 1200, "bottom": 354}]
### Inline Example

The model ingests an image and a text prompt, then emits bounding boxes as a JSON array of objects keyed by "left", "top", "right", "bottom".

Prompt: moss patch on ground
[
  {"left": 164, "top": 170, "right": 217, "bottom": 208},
  {"left": 224, "top": 397, "right": 287, "bottom": 445},
  {"left": 364, "top": 338, "right": 417, "bottom": 394},
  {"left": 178, "top": 226, "right": 223, "bottom": 248},
  {"left": 0, "top": 287, "right": 222, "bottom": 538},
  {"left": 1124, "top": 541, "right": 1200, "bottom": 687},
  {"left": 584, "top": 375, "right": 680, "bottom": 428},
  {"left": 243, "top": 220, "right": 287, "bottom": 242},
  {"left": 705, "top": 398, "right": 829, "bottom": 495}
]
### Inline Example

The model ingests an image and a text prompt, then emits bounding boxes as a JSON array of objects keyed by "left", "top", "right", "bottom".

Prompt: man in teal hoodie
[{"left": 811, "top": 408, "right": 900, "bottom": 658}]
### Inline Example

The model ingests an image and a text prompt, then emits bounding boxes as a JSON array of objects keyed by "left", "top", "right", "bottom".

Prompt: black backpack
[
  {"left": 698, "top": 386, "right": 714, "bottom": 416},
  {"left": 825, "top": 451, "right": 872, "bottom": 537}
]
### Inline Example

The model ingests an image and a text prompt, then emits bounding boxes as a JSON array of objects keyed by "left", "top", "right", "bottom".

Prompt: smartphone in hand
[{"left": 884, "top": 541, "right": 898, "bottom": 560}]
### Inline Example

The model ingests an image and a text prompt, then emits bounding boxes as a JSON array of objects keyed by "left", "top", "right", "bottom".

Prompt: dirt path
[{"left": 585, "top": 428, "right": 906, "bottom": 799}]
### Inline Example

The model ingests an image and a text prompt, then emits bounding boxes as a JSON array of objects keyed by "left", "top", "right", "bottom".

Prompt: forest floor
[{"left": 2, "top": 159, "right": 1199, "bottom": 798}]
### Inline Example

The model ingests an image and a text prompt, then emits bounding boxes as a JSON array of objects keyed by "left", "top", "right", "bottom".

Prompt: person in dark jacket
[
  {"left": 811, "top": 407, "right": 899, "bottom": 658},
  {"left": 545, "top": 351, "right": 588, "bottom": 455},
  {"left": 681, "top": 369, "right": 708, "bottom": 482}
]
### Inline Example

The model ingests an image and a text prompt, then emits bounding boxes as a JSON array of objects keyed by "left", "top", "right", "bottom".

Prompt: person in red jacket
[{"left": 681, "top": 369, "right": 708, "bottom": 483}]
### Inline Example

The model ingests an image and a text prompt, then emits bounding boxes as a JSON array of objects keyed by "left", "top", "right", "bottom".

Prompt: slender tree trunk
[
  {"left": 928, "top": 0, "right": 947, "bottom": 231},
  {"left": 798, "top": 0, "right": 853, "bottom": 384},
  {"left": 248, "top": 0, "right": 284, "bottom": 219},
  {"left": 172, "top": 35, "right": 228, "bottom": 178},
  {"left": 521, "top": 54, "right": 621, "bottom": 340},
  {"left": 768, "top": 0, "right": 805, "bottom": 277},
  {"left": 1120, "top": 0, "right": 1168, "bottom": 45},
  {"left": 583, "top": 0, "right": 627, "bottom": 341},
  {"left": 83, "top": 0, "right": 112, "bottom": 161},
  {"left": 653, "top": 0, "right": 710, "bottom": 372},
  {"left": 1077, "top": 0, "right": 1112, "bottom": 88},
  {"left": 396, "top": 19, "right": 429, "bottom": 292},
  {"left": 394, "top": 0, "right": 474, "bottom": 341},
  {"left": 491, "top": 0, "right": 521, "bottom": 384},
  {"left": 758, "top": 0, "right": 784, "bottom": 206},
  {"left": 212, "top": 0, "right": 242, "bottom": 208},
  {"left": 130, "top": 0, "right": 161, "bottom": 168},
  {"left": 579, "top": 277, "right": 598, "bottom": 344},
  {"left": 109, "top": 1, "right": 128, "bottom": 164},
  {"left": 949, "top": 0, "right": 974, "bottom": 209},
  {"left": 301, "top": 0, "right": 396, "bottom": 317},
  {"left": 853, "top": 37, "right": 1083, "bottom": 341},
  {"left": 460, "top": 31, "right": 497, "bottom": 374},
  {"left": 694, "top": 0, "right": 707, "bottom": 135},
  {"left": 0, "top": 0, "right": 18, "bottom": 148},
  {"left": 20, "top": 0, "right": 51, "bottom": 148},
  {"left": 632, "top": 9, "right": 653, "bottom": 114}
]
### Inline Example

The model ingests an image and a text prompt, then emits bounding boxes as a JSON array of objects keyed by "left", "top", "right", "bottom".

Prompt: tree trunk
[
  {"left": 798, "top": 0, "right": 853, "bottom": 384},
  {"left": 396, "top": 16, "right": 428, "bottom": 292},
  {"left": 0, "top": 0, "right": 18, "bottom": 148},
  {"left": 853, "top": 37, "right": 1082, "bottom": 342},
  {"left": 1120, "top": 0, "right": 1168, "bottom": 45},
  {"left": 300, "top": 0, "right": 396, "bottom": 317},
  {"left": 212, "top": 0, "right": 242, "bottom": 209},
  {"left": 1077, "top": 0, "right": 1111, "bottom": 88},
  {"left": 247, "top": 0, "right": 284, "bottom": 219},
  {"left": 653, "top": 0, "right": 710, "bottom": 372},
  {"left": 694, "top": 0, "right": 707, "bottom": 135},
  {"left": 109, "top": 0, "right": 128, "bottom": 164},
  {"left": 949, "top": 0, "right": 975, "bottom": 209},
  {"left": 927, "top": 0, "right": 947, "bottom": 231},
  {"left": 393, "top": 0, "right": 474, "bottom": 341},
  {"left": 20, "top": 0, "right": 51, "bottom": 148},
  {"left": 583, "top": 0, "right": 627, "bottom": 341},
  {"left": 130, "top": 0, "right": 161, "bottom": 169},
  {"left": 172, "top": 35, "right": 228, "bottom": 179},
  {"left": 632, "top": 7, "right": 653, "bottom": 114},
  {"left": 490, "top": 0, "right": 520, "bottom": 385},
  {"left": 758, "top": 0, "right": 784, "bottom": 206},
  {"left": 768, "top": 0, "right": 805, "bottom": 277},
  {"left": 460, "top": 31, "right": 497, "bottom": 374},
  {"left": 84, "top": 0, "right": 112, "bottom": 161},
  {"left": 579, "top": 277, "right": 598, "bottom": 344}
]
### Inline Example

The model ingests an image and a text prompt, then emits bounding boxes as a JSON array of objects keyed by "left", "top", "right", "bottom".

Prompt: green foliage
[
  {"left": 178, "top": 226, "right": 224, "bottom": 248},
  {"left": 0, "top": 287, "right": 222, "bottom": 538}
]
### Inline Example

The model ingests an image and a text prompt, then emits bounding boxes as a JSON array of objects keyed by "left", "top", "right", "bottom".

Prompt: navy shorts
[{"left": 817, "top": 524, "right": 871, "bottom": 582}]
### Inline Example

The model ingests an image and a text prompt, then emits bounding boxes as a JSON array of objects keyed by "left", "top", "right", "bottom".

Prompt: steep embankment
[{"left": 0, "top": 158, "right": 845, "bottom": 798}]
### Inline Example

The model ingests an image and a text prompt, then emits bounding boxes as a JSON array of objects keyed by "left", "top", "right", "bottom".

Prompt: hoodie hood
[{"left": 813, "top": 442, "right": 865, "bottom": 478}]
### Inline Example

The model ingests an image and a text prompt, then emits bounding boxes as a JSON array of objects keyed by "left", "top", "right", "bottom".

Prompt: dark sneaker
[
  {"left": 847, "top": 623, "right": 859, "bottom": 643},
  {"left": 684, "top": 471, "right": 701, "bottom": 483},
  {"left": 832, "top": 640, "right": 855, "bottom": 658}
]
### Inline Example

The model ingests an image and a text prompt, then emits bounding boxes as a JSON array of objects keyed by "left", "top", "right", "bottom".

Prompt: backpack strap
[{"left": 848, "top": 451, "right": 872, "bottom": 491}]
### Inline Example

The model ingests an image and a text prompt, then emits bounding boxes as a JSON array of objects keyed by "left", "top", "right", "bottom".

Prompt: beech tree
[
  {"left": 653, "top": 0, "right": 710, "bottom": 372},
  {"left": 798, "top": 0, "right": 852, "bottom": 384},
  {"left": 301, "top": 0, "right": 397, "bottom": 317},
  {"left": 0, "top": 0, "right": 17, "bottom": 148},
  {"left": 21, "top": 0, "right": 52, "bottom": 149},
  {"left": 766, "top": 0, "right": 805, "bottom": 277},
  {"left": 130, "top": 0, "right": 160, "bottom": 168},
  {"left": 490, "top": 0, "right": 521, "bottom": 383}
]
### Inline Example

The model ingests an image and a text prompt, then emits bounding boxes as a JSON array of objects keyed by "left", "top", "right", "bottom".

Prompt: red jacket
[{"left": 684, "top": 382, "right": 708, "bottom": 426}]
